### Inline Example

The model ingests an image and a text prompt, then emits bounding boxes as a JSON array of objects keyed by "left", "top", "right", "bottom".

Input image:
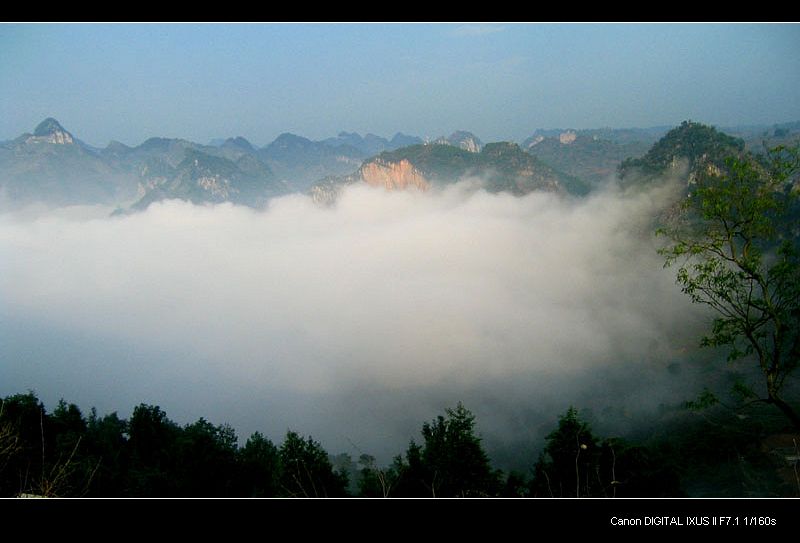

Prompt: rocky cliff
[{"left": 360, "top": 158, "right": 430, "bottom": 191}]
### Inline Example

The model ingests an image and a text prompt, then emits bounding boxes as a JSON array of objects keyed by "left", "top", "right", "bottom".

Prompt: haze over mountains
[
  {"left": 2, "top": 115, "right": 799, "bottom": 474},
  {"left": 3, "top": 23, "right": 800, "bottom": 499},
  {"left": 3, "top": 117, "right": 798, "bottom": 215}
]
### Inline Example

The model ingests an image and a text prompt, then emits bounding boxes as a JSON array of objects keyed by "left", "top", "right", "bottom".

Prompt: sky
[{"left": 0, "top": 23, "right": 798, "bottom": 147}]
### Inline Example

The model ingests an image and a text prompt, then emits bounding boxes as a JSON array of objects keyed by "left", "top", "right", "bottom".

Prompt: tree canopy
[{"left": 659, "top": 144, "right": 800, "bottom": 429}]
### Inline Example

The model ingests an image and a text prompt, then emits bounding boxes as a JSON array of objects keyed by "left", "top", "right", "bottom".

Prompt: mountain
[
  {"left": 524, "top": 132, "right": 650, "bottom": 187},
  {"left": 5, "top": 118, "right": 791, "bottom": 213},
  {"left": 284, "top": 131, "right": 427, "bottom": 188},
  {"left": 311, "top": 141, "right": 585, "bottom": 204},
  {"left": 524, "top": 126, "right": 669, "bottom": 148},
  {"left": 0, "top": 118, "right": 139, "bottom": 206},
  {"left": 434, "top": 131, "right": 483, "bottom": 153},
  {"left": 31, "top": 117, "right": 75, "bottom": 145},
  {"left": 0, "top": 120, "right": 429, "bottom": 209},
  {"left": 0, "top": 118, "right": 292, "bottom": 211},
  {"left": 321, "top": 131, "right": 425, "bottom": 156},
  {"left": 618, "top": 121, "right": 745, "bottom": 184},
  {"left": 221, "top": 136, "right": 255, "bottom": 153},
  {"left": 259, "top": 133, "right": 364, "bottom": 191},
  {"left": 321, "top": 132, "right": 387, "bottom": 156},
  {"left": 103, "top": 133, "right": 289, "bottom": 211},
  {"left": 389, "top": 132, "right": 424, "bottom": 149},
  {"left": 722, "top": 121, "right": 800, "bottom": 153},
  {"left": 128, "top": 148, "right": 284, "bottom": 212}
]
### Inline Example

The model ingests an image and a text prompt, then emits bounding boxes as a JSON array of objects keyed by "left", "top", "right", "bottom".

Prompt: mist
[{"left": 0, "top": 181, "right": 712, "bottom": 467}]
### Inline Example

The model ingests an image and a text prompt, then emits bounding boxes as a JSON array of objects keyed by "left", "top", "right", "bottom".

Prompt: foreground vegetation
[{"left": 1, "top": 392, "right": 797, "bottom": 497}]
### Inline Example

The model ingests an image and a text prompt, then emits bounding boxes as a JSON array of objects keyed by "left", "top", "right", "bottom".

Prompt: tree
[
  {"left": 237, "top": 432, "right": 280, "bottom": 497},
  {"left": 176, "top": 418, "right": 238, "bottom": 496},
  {"left": 125, "top": 404, "right": 181, "bottom": 496},
  {"left": 659, "top": 145, "right": 800, "bottom": 429},
  {"left": 392, "top": 403, "right": 499, "bottom": 497},
  {"left": 530, "top": 407, "right": 599, "bottom": 497},
  {"left": 356, "top": 453, "right": 399, "bottom": 498},
  {"left": 530, "top": 407, "right": 683, "bottom": 498},
  {"left": 47, "top": 399, "right": 98, "bottom": 497},
  {"left": 278, "top": 431, "right": 348, "bottom": 497},
  {"left": 85, "top": 408, "right": 127, "bottom": 496},
  {"left": 420, "top": 403, "right": 499, "bottom": 497}
]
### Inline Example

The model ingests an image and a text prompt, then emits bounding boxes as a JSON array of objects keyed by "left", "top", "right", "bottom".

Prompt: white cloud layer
[{"left": 0, "top": 182, "right": 710, "bottom": 464}]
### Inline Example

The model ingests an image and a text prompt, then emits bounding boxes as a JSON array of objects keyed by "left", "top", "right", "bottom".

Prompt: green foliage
[
  {"left": 0, "top": 392, "right": 350, "bottom": 497},
  {"left": 640, "top": 406, "right": 794, "bottom": 497},
  {"left": 530, "top": 407, "right": 683, "bottom": 497},
  {"left": 47, "top": 399, "right": 96, "bottom": 497},
  {"left": 85, "top": 409, "right": 127, "bottom": 496},
  {"left": 0, "top": 393, "right": 47, "bottom": 496},
  {"left": 373, "top": 142, "right": 581, "bottom": 196},
  {"left": 419, "top": 403, "right": 499, "bottom": 497},
  {"left": 6, "top": 390, "right": 794, "bottom": 497},
  {"left": 530, "top": 407, "right": 599, "bottom": 497},
  {"left": 175, "top": 418, "right": 238, "bottom": 496},
  {"left": 278, "top": 431, "right": 348, "bottom": 497},
  {"left": 237, "top": 432, "right": 280, "bottom": 497},
  {"left": 377, "top": 143, "right": 479, "bottom": 181},
  {"left": 620, "top": 120, "right": 745, "bottom": 181},
  {"left": 0, "top": 393, "right": 103, "bottom": 497},
  {"left": 390, "top": 403, "right": 500, "bottom": 497},
  {"left": 126, "top": 404, "right": 181, "bottom": 496},
  {"left": 389, "top": 442, "right": 428, "bottom": 497},
  {"left": 659, "top": 144, "right": 800, "bottom": 428},
  {"left": 683, "top": 388, "right": 720, "bottom": 411},
  {"left": 356, "top": 453, "right": 401, "bottom": 498}
]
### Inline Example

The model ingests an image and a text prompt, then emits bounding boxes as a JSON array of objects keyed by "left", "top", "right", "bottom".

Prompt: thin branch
[
  {"left": 793, "top": 438, "right": 800, "bottom": 497},
  {"left": 542, "top": 470, "right": 554, "bottom": 498}
]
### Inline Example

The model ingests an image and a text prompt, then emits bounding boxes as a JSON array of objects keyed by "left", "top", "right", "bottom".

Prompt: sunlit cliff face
[{"left": 360, "top": 159, "right": 430, "bottom": 191}]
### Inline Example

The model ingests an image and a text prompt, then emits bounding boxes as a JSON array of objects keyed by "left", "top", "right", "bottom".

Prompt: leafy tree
[
  {"left": 278, "top": 431, "right": 348, "bottom": 497},
  {"left": 530, "top": 407, "right": 683, "bottom": 498},
  {"left": 46, "top": 399, "right": 97, "bottom": 496},
  {"left": 356, "top": 453, "right": 400, "bottom": 498},
  {"left": 530, "top": 407, "right": 599, "bottom": 497},
  {"left": 0, "top": 394, "right": 43, "bottom": 496},
  {"left": 659, "top": 145, "right": 800, "bottom": 429},
  {"left": 392, "top": 403, "right": 499, "bottom": 497},
  {"left": 125, "top": 404, "right": 181, "bottom": 496},
  {"left": 0, "top": 393, "right": 101, "bottom": 497},
  {"left": 390, "top": 442, "right": 429, "bottom": 497},
  {"left": 0, "top": 392, "right": 53, "bottom": 496},
  {"left": 0, "top": 408, "right": 21, "bottom": 487},
  {"left": 85, "top": 408, "right": 127, "bottom": 496},
  {"left": 175, "top": 418, "right": 238, "bottom": 496},
  {"left": 236, "top": 431, "right": 280, "bottom": 497},
  {"left": 419, "top": 403, "right": 499, "bottom": 497}
]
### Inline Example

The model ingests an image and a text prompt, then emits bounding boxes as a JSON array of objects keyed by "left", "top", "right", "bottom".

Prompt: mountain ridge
[{"left": 3, "top": 117, "right": 798, "bottom": 212}]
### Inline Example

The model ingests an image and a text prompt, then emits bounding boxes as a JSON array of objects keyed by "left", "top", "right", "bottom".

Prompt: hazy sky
[{"left": 0, "top": 23, "right": 798, "bottom": 147}]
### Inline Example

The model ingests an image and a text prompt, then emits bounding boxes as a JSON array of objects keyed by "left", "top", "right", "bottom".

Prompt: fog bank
[{"left": 0, "top": 181, "right": 710, "bottom": 465}]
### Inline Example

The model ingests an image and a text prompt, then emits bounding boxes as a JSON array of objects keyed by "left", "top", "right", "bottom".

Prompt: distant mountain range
[{"left": 1, "top": 118, "right": 798, "bottom": 213}]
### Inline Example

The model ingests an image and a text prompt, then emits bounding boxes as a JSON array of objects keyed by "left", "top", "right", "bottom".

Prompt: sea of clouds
[{"left": 0, "top": 180, "right": 712, "bottom": 465}]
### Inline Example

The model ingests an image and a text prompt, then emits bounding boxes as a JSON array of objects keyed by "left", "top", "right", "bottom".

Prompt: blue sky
[{"left": 1, "top": 23, "right": 798, "bottom": 147}]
